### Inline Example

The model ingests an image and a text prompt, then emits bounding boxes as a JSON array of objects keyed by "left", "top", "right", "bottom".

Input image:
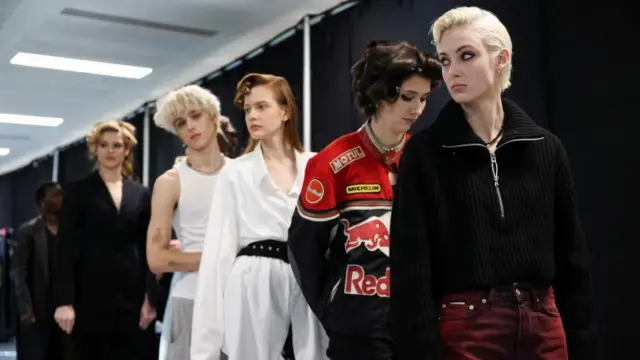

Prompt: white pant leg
[
  {"left": 159, "top": 273, "right": 180, "bottom": 360},
  {"left": 223, "top": 256, "right": 290, "bottom": 360},
  {"left": 289, "top": 266, "right": 330, "bottom": 360}
]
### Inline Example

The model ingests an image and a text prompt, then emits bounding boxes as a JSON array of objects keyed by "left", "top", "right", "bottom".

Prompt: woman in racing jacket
[{"left": 287, "top": 40, "right": 441, "bottom": 360}]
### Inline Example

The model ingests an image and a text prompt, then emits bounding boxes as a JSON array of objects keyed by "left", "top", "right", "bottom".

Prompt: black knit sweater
[{"left": 389, "top": 98, "right": 596, "bottom": 359}]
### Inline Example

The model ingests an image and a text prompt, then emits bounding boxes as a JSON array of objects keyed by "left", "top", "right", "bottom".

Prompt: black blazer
[
  {"left": 12, "top": 216, "right": 52, "bottom": 319},
  {"left": 53, "top": 171, "right": 158, "bottom": 332}
]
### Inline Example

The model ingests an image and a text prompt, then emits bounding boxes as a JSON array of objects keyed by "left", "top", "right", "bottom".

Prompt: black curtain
[
  {"left": 58, "top": 141, "right": 93, "bottom": 186},
  {"left": 0, "top": 175, "right": 14, "bottom": 229},
  {"left": 148, "top": 107, "right": 184, "bottom": 186},
  {"left": 9, "top": 157, "right": 54, "bottom": 229},
  {"left": 126, "top": 111, "right": 145, "bottom": 183},
  {"left": 543, "top": 1, "right": 633, "bottom": 357}
]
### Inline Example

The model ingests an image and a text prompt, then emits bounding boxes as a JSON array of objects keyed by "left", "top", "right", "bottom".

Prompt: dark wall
[
  {"left": 127, "top": 111, "right": 145, "bottom": 182},
  {"left": 9, "top": 158, "right": 54, "bottom": 228},
  {"left": 544, "top": 1, "right": 634, "bottom": 357},
  {"left": 148, "top": 108, "right": 184, "bottom": 187},
  {"left": 0, "top": 175, "right": 13, "bottom": 229},
  {"left": 58, "top": 142, "right": 93, "bottom": 186}
]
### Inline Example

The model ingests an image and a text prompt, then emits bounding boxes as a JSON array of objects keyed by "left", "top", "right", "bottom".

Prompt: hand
[
  {"left": 54, "top": 305, "right": 75, "bottom": 334},
  {"left": 139, "top": 294, "right": 156, "bottom": 330},
  {"left": 20, "top": 311, "right": 35, "bottom": 325},
  {"left": 168, "top": 239, "right": 181, "bottom": 250}
]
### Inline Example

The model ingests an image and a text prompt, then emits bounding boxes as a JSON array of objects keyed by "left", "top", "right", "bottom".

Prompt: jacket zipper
[{"left": 442, "top": 137, "right": 544, "bottom": 220}]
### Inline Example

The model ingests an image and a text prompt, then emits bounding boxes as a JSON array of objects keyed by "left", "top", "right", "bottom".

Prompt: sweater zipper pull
[{"left": 489, "top": 151, "right": 505, "bottom": 219}]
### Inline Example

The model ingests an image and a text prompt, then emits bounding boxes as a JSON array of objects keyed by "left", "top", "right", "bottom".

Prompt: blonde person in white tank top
[{"left": 147, "top": 85, "right": 238, "bottom": 360}]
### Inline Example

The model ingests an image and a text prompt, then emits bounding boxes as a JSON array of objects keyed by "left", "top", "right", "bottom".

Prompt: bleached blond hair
[
  {"left": 154, "top": 84, "right": 222, "bottom": 134},
  {"left": 431, "top": 6, "right": 513, "bottom": 90}
]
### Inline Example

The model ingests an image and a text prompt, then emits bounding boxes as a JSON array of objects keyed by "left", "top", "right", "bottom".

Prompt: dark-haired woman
[
  {"left": 53, "top": 120, "right": 159, "bottom": 360},
  {"left": 287, "top": 40, "right": 442, "bottom": 360}
]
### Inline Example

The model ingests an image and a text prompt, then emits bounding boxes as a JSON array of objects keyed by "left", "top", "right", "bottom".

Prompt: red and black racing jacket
[{"left": 288, "top": 123, "right": 408, "bottom": 339}]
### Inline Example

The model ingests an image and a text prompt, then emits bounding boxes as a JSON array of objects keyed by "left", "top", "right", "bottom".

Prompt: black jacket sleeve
[
  {"left": 552, "top": 140, "right": 597, "bottom": 359},
  {"left": 288, "top": 156, "right": 339, "bottom": 318},
  {"left": 53, "top": 182, "right": 80, "bottom": 308},
  {"left": 11, "top": 222, "right": 34, "bottom": 316},
  {"left": 139, "top": 187, "right": 160, "bottom": 308},
  {"left": 389, "top": 139, "right": 443, "bottom": 360}
]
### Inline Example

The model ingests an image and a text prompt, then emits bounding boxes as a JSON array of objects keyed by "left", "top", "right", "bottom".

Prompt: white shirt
[
  {"left": 191, "top": 146, "right": 315, "bottom": 360},
  {"left": 170, "top": 160, "right": 229, "bottom": 300}
]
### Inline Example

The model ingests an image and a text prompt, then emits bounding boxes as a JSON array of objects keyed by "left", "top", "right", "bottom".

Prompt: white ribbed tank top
[{"left": 170, "top": 158, "right": 228, "bottom": 299}]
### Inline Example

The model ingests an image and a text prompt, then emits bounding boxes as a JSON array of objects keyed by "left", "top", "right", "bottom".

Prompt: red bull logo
[
  {"left": 344, "top": 265, "right": 390, "bottom": 297},
  {"left": 340, "top": 215, "right": 390, "bottom": 257}
]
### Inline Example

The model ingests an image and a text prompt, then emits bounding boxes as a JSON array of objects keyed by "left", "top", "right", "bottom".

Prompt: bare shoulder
[{"left": 153, "top": 169, "right": 180, "bottom": 198}]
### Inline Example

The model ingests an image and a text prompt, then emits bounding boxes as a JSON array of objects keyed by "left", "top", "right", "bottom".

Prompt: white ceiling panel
[{"left": 0, "top": 0, "right": 339, "bottom": 175}]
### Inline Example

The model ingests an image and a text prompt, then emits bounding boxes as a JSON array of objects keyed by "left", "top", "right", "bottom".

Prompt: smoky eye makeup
[
  {"left": 400, "top": 93, "right": 429, "bottom": 102},
  {"left": 461, "top": 52, "right": 475, "bottom": 60},
  {"left": 400, "top": 94, "right": 413, "bottom": 102}
]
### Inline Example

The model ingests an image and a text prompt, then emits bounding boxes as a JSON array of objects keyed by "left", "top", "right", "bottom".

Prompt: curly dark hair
[{"left": 351, "top": 40, "right": 442, "bottom": 118}]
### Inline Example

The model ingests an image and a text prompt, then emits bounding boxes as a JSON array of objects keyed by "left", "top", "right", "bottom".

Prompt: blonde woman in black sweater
[{"left": 389, "top": 6, "right": 596, "bottom": 360}]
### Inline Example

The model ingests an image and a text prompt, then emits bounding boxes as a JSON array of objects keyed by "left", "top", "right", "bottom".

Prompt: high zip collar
[{"left": 435, "top": 98, "right": 545, "bottom": 148}]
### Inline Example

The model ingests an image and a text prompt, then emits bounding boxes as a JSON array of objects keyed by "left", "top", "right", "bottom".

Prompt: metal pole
[
  {"left": 302, "top": 15, "right": 312, "bottom": 152},
  {"left": 142, "top": 106, "right": 150, "bottom": 187},
  {"left": 52, "top": 150, "right": 59, "bottom": 181}
]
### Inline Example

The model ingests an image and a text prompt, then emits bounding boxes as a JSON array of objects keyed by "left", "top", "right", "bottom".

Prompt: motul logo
[{"left": 330, "top": 146, "right": 365, "bottom": 173}]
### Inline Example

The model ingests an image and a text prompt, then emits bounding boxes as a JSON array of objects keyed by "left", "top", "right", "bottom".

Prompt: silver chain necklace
[
  {"left": 187, "top": 155, "right": 225, "bottom": 175},
  {"left": 365, "top": 120, "right": 406, "bottom": 153}
]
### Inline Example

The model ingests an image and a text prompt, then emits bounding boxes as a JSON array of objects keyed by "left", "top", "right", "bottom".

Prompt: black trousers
[
  {"left": 326, "top": 332, "right": 395, "bottom": 360},
  {"left": 74, "top": 327, "right": 157, "bottom": 360},
  {"left": 17, "top": 321, "right": 73, "bottom": 360}
]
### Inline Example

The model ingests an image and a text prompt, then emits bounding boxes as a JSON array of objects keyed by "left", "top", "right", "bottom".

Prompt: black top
[
  {"left": 389, "top": 98, "right": 596, "bottom": 359},
  {"left": 45, "top": 226, "right": 56, "bottom": 285},
  {"left": 53, "top": 171, "right": 159, "bottom": 332},
  {"left": 12, "top": 216, "right": 54, "bottom": 319}
]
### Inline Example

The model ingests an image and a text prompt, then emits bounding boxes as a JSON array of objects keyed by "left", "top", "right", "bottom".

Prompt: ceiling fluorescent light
[
  {"left": 0, "top": 114, "right": 64, "bottom": 127},
  {"left": 0, "top": 148, "right": 10, "bottom": 156},
  {"left": 10, "top": 52, "right": 152, "bottom": 79}
]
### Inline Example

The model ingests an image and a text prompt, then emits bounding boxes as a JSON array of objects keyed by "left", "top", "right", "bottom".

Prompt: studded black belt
[{"left": 237, "top": 239, "right": 289, "bottom": 263}]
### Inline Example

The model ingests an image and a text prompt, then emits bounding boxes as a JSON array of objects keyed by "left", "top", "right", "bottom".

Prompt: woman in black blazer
[{"left": 53, "top": 120, "right": 159, "bottom": 360}]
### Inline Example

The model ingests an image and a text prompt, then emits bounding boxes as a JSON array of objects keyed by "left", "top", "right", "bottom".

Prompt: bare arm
[{"left": 146, "top": 171, "right": 201, "bottom": 274}]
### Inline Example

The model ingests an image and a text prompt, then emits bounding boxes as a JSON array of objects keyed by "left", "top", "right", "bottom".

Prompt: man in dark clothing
[{"left": 12, "top": 182, "right": 73, "bottom": 360}]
